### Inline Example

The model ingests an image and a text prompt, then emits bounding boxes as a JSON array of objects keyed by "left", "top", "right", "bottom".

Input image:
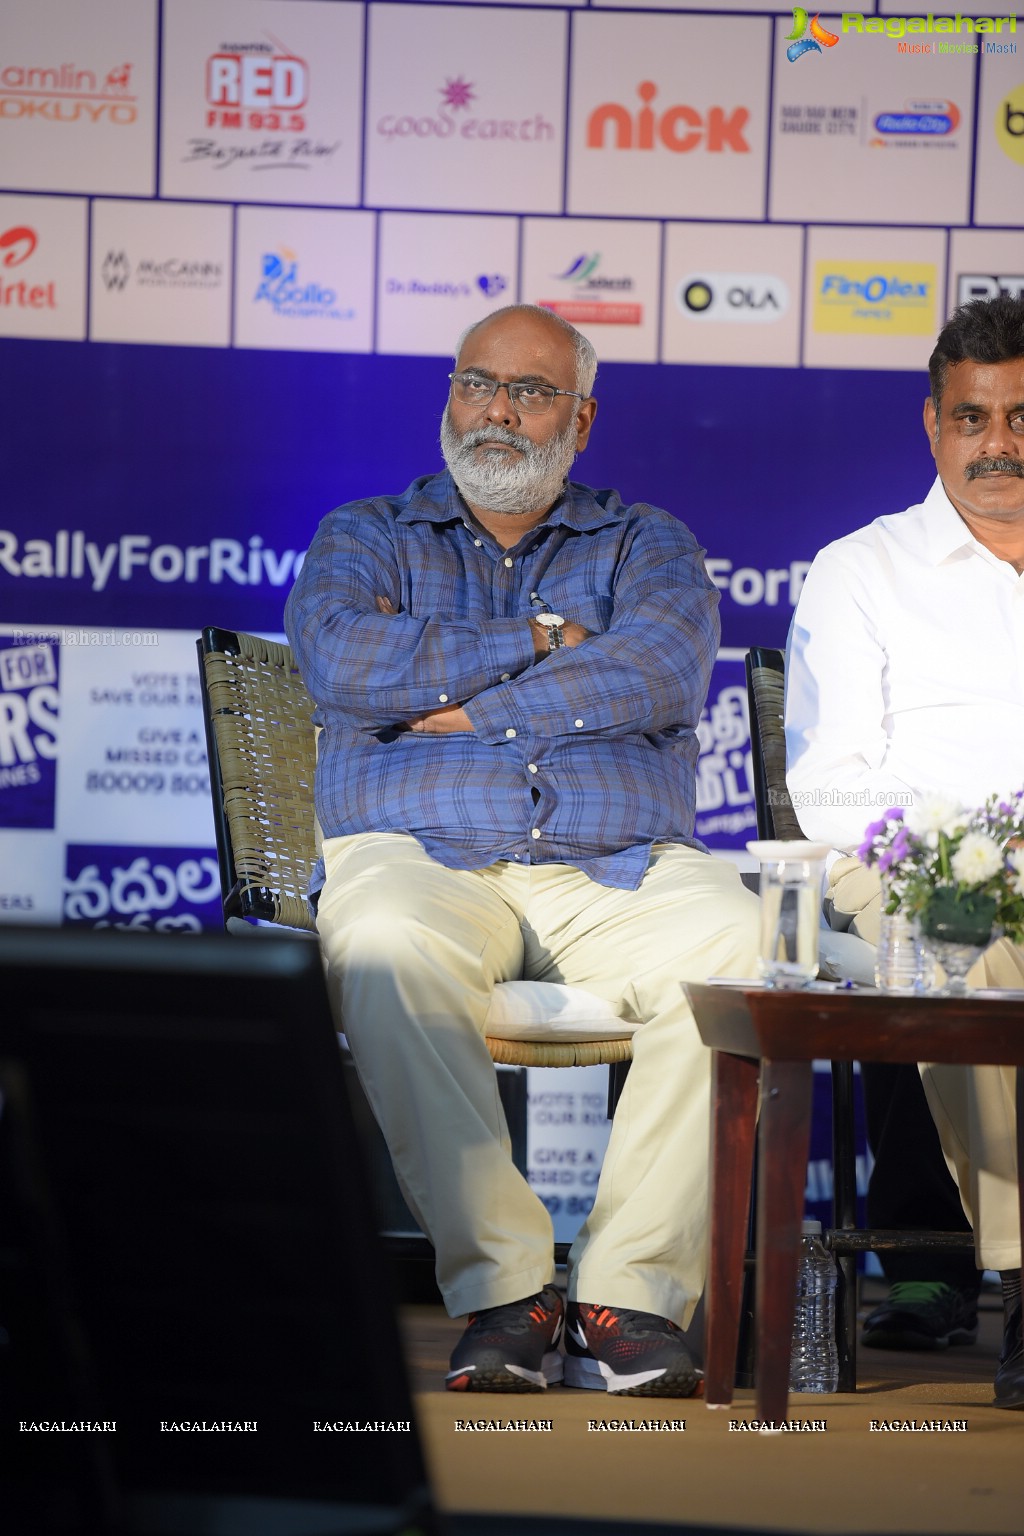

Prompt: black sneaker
[
  {"left": 861, "top": 1281, "right": 979, "bottom": 1351},
  {"left": 563, "top": 1301, "right": 701, "bottom": 1397},
  {"left": 445, "top": 1286, "right": 564, "bottom": 1393}
]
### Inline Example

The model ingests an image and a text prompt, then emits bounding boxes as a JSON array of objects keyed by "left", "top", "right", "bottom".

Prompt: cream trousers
[
  {"left": 316, "top": 832, "right": 761, "bottom": 1320},
  {"left": 828, "top": 856, "right": 1021, "bottom": 1271}
]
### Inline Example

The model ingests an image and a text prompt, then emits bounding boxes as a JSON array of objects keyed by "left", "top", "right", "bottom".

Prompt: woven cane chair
[
  {"left": 197, "top": 627, "right": 635, "bottom": 1077},
  {"left": 745, "top": 645, "right": 974, "bottom": 1388}
]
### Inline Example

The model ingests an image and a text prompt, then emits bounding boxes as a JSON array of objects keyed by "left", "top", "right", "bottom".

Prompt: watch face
[{"left": 536, "top": 613, "right": 565, "bottom": 628}]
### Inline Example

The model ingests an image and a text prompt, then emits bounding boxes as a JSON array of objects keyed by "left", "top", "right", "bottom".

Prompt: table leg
[
  {"left": 755, "top": 1058, "right": 815, "bottom": 1423},
  {"left": 705, "top": 1050, "right": 759, "bottom": 1407}
]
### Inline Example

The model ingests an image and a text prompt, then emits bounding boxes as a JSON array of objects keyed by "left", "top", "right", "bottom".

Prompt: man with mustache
[
  {"left": 786, "top": 295, "right": 1024, "bottom": 1408},
  {"left": 286, "top": 304, "right": 759, "bottom": 1396}
]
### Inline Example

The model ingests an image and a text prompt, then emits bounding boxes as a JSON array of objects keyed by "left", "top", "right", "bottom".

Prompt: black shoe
[
  {"left": 563, "top": 1301, "right": 701, "bottom": 1397},
  {"left": 861, "top": 1282, "right": 978, "bottom": 1351},
  {"left": 994, "top": 1295, "right": 1024, "bottom": 1409},
  {"left": 445, "top": 1286, "right": 564, "bottom": 1393}
]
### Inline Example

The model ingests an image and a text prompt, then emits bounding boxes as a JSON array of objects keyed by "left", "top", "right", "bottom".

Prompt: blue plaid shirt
[{"left": 285, "top": 472, "right": 719, "bottom": 893}]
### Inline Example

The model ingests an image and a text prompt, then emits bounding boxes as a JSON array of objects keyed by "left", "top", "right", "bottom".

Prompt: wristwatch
[{"left": 533, "top": 612, "right": 566, "bottom": 652}]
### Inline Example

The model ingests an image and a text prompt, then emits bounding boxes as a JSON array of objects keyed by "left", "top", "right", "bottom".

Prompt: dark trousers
[{"left": 862, "top": 1061, "right": 981, "bottom": 1293}]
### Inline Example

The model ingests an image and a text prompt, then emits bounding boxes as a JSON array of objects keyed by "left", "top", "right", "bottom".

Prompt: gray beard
[{"left": 440, "top": 404, "right": 577, "bottom": 516}]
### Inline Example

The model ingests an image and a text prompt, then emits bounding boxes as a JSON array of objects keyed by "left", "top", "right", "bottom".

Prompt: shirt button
[
  {"left": 505, "top": 728, "right": 517, "bottom": 739},
  {"left": 438, "top": 693, "right": 448, "bottom": 703},
  {"left": 528, "top": 763, "right": 538, "bottom": 774},
  {"left": 474, "top": 539, "right": 482, "bottom": 547},
  {"left": 574, "top": 719, "right": 584, "bottom": 729},
  {"left": 503, "top": 556, "right": 513, "bottom": 568},
  {"left": 500, "top": 673, "right": 511, "bottom": 682},
  {"left": 531, "top": 828, "right": 542, "bottom": 840},
  {"left": 530, "top": 591, "right": 539, "bottom": 600}
]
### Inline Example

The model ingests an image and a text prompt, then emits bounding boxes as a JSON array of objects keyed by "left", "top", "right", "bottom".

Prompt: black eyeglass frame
[{"left": 448, "top": 372, "right": 586, "bottom": 414}]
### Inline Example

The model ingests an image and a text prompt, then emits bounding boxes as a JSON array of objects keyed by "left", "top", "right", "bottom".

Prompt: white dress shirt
[{"left": 786, "top": 476, "right": 1024, "bottom": 853}]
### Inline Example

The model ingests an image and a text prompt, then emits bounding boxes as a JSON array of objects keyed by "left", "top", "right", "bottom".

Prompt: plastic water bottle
[
  {"left": 789, "top": 1219, "right": 839, "bottom": 1393},
  {"left": 874, "top": 908, "right": 925, "bottom": 993}
]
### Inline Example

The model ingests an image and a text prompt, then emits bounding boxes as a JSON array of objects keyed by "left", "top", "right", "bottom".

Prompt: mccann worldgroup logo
[
  {"left": 101, "top": 250, "right": 222, "bottom": 291},
  {"left": 678, "top": 274, "right": 789, "bottom": 322},
  {"left": 102, "top": 250, "right": 130, "bottom": 291}
]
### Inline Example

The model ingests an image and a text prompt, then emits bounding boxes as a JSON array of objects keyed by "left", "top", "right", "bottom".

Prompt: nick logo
[
  {"left": 586, "top": 83, "right": 750, "bottom": 153},
  {"left": 785, "top": 9, "right": 840, "bottom": 61}
]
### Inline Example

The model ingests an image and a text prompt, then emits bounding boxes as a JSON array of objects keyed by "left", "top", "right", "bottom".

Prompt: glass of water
[{"left": 747, "top": 841, "right": 831, "bottom": 988}]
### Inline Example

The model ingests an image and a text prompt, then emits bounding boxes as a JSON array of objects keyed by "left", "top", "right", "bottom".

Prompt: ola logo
[
  {"left": 682, "top": 280, "right": 714, "bottom": 312},
  {"left": 996, "top": 84, "right": 1024, "bottom": 167}
]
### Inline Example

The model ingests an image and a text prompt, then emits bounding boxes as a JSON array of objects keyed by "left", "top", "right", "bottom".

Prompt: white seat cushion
[{"left": 484, "top": 981, "right": 635, "bottom": 1041}]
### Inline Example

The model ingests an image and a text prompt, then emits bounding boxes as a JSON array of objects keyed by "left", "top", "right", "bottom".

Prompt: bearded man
[{"left": 285, "top": 304, "right": 759, "bottom": 1397}]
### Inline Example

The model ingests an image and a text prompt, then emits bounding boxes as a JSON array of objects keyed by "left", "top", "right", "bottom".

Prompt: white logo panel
[
  {"left": 567, "top": 13, "right": 770, "bottom": 219},
  {"left": 235, "top": 206, "right": 374, "bottom": 354},
  {"left": 160, "top": 0, "right": 363, "bottom": 206},
  {"left": 377, "top": 213, "right": 517, "bottom": 357},
  {"left": 770, "top": 16, "right": 974, "bottom": 226},
  {"left": 0, "top": 0, "right": 157, "bottom": 196},
  {"left": 662, "top": 223, "right": 801, "bottom": 366},
  {"left": 90, "top": 200, "right": 231, "bottom": 347},
  {"left": 0, "top": 194, "right": 87, "bottom": 340},
  {"left": 974, "top": 49, "right": 1024, "bottom": 228},
  {"left": 948, "top": 229, "right": 1024, "bottom": 317},
  {"left": 521, "top": 218, "right": 660, "bottom": 364},
  {"left": 365, "top": 4, "right": 566, "bottom": 214}
]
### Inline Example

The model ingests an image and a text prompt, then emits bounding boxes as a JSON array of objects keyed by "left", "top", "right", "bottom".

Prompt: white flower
[
  {"left": 905, "top": 795, "right": 967, "bottom": 840},
  {"left": 1009, "top": 847, "right": 1024, "bottom": 877},
  {"left": 950, "top": 832, "right": 1004, "bottom": 886}
]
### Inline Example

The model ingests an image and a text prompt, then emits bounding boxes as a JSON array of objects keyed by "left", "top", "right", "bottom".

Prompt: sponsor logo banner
[
  {"left": 568, "top": 13, "right": 769, "bottom": 218},
  {"left": 958, "top": 272, "right": 1024, "bottom": 301},
  {"left": 377, "top": 212, "right": 517, "bottom": 357},
  {"left": 813, "top": 260, "right": 936, "bottom": 334},
  {"left": 662, "top": 222, "right": 802, "bottom": 366},
  {"left": 235, "top": 206, "right": 374, "bottom": 353},
  {"left": 677, "top": 272, "right": 789, "bottom": 322},
  {"left": 89, "top": 199, "right": 231, "bottom": 346},
  {"left": 0, "top": 637, "right": 59, "bottom": 830},
  {"left": 63, "top": 843, "right": 221, "bottom": 930},
  {"left": 160, "top": 0, "right": 363, "bottom": 206},
  {"left": 0, "top": 0, "right": 157, "bottom": 194},
  {"left": 522, "top": 217, "right": 659, "bottom": 362},
  {"left": 0, "top": 194, "right": 87, "bottom": 339},
  {"left": 695, "top": 656, "right": 757, "bottom": 850},
  {"left": 974, "top": 50, "right": 1024, "bottom": 224},
  {"left": 365, "top": 5, "right": 566, "bottom": 213}
]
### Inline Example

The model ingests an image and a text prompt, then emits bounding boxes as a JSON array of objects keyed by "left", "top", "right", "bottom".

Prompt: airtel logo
[
  {"left": 587, "top": 82, "right": 750, "bottom": 153},
  {"left": 0, "top": 225, "right": 37, "bottom": 267}
]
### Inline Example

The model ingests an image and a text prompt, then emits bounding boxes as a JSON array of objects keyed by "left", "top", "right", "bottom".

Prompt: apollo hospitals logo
[
  {"left": 0, "top": 639, "right": 59, "bottom": 830},
  {"left": 253, "top": 247, "right": 354, "bottom": 322},
  {"left": 0, "top": 59, "right": 137, "bottom": 123},
  {"left": 377, "top": 74, "right": 555, "bottom": 143}
]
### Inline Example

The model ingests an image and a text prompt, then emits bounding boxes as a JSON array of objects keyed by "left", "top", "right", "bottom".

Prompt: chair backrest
[
  {"left": 197, "top": 626, "right": 318, "bottom": 932},
  {"left": 744, "top": 645, "right": 805, "bottom": 842}
]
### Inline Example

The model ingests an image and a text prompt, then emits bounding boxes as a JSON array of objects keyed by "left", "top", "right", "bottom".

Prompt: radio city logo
[
  {"left": 377, "top": 75, "right": 554, "bottom": 143},
  {"left": 871, "top": 100, "right": 960, "bottom": 143},
  {"left": 0, "top": 225, "right": 56, "bottom": 312},
  {"left": 785, "top": 10, "right": 840, "bottom": 62},
  {"left": 0, "top": 60, "right": 136, "bottom": 124},
  {"left": 254, "top": 248, "right": 354, "bottom": 322},
  {"left": 677, "top": 273, "right": 788, "bottom": 323},
  {"left": 814, "top": 261, "right": 936, "bottom": 335},
  {"left": 586, "top": 83, "right": 749, "bottom": 153},
  {"left": 539, "top": 253, "right": 641, "bottom": 326},
  {"left": 959, "top": 274, "right": 1024, "bottom": 303},
  {"left": 997, "top": 85, "right": 1024, "bottom": 166},
  {"left": 205, "top": 38, "right": 308, "bottom": 133}
]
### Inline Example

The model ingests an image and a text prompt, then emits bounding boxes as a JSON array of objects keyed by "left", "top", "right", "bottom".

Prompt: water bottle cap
[{"left": 801, "top": 1218, "right": 823, "bottom": 1234}]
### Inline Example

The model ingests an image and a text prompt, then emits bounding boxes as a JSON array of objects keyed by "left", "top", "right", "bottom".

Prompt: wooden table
[{"left": 684, "top": 983, "right": 1024, "bottom": 1421}]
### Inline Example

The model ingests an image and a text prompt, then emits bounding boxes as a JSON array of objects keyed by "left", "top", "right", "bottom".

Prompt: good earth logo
[{"left": 377, "top": 75, "right": 554, "bottom": 142}]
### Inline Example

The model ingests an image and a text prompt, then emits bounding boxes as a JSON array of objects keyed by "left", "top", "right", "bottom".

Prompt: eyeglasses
[{"left": 449, "top": 372, "right": 584, "bottom": 415}]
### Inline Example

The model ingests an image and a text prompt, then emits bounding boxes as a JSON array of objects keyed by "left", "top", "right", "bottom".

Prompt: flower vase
[{"left": 920, "top": 889, "right": 998, "bottom": 998}]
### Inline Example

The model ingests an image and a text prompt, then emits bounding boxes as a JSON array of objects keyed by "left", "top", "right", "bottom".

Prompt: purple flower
[
  {"left": 888, "top": 806, "right": 905, "bottom": 820},
  {"left": 863, "top": 817, "right": 888, "bottom": 840},
  {"left": 877, "top": 849, "right": 895, "bottom": 873},
  {"left": 891, "top": 829, "right": 911, "bottom": 860}
]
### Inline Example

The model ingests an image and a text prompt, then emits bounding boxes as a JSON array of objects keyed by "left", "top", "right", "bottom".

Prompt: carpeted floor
[{"left": 399, "top": 1278, "right": 1024, "bottom": 1535}]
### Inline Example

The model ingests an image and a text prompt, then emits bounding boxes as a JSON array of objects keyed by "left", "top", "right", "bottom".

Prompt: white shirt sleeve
[{"left": 785, "top": 541, "right": 917, "bottom": 852}]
